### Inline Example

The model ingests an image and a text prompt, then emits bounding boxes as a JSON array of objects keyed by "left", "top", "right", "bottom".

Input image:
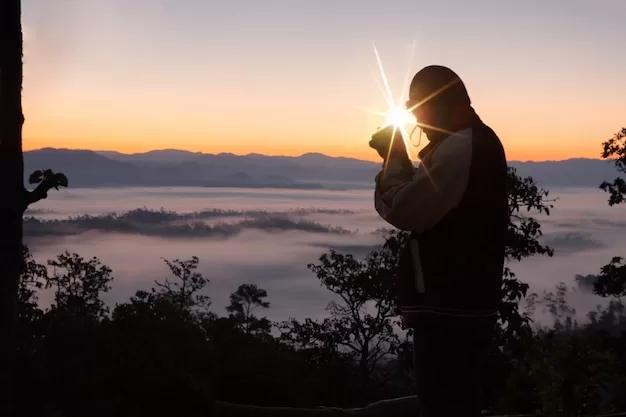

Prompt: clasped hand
[{"left": 369, "top": 125, "right": 409, "bottom": 161}]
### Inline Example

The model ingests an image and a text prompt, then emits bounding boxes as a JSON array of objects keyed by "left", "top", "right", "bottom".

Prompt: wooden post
[{"left": 0, "top": 0, "right": 26, "bottom": 416}]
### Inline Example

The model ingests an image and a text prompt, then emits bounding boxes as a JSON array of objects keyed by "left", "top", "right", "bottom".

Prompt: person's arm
[{"left": 374, "top": 130, "right": 472, "bottom": 232}]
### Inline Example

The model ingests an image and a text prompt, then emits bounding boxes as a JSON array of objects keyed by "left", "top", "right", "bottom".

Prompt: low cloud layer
[
  {"left": 25, "top": 186, "right": 626, "bottom": 326},
  {"left": 27, "top": 230, "right": 385, "bottom": 322},
  {"left": 542, "top": 232, "right": 607, "bottom": 253},
  {"left": 24, "top": 208, "right": 358, "bottom": 239}
]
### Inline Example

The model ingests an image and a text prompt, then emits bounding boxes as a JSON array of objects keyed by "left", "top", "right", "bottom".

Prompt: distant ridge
[
  {"left": 93, "top": 148, "right": 601, "bottom": 164},
  {"left": 23, "top": 148, "right": 622, "bottom": 189}
]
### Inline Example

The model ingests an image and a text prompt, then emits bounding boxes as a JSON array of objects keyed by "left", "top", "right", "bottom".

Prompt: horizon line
[{"left": 24, "top": 146, "right": 605, "bottom": 164}]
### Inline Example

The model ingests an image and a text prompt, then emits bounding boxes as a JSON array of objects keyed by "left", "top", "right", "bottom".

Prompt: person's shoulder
[
  {"left": 473, "top": 120, "right": 502, "bottom": 142},
  {"left": 450, "top": 127, "right": 472, "bottom": 142},
  {"left": 434, "top": 128, "right": 472, "bottom": 158},
  {"left": 472, "top": 122, "right": 507, "bottom": 162}
]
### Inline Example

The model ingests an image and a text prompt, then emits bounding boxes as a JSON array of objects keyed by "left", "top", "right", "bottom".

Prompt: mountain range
[{"left": 22, "top": 147, "right": 622, "bottom": 190}]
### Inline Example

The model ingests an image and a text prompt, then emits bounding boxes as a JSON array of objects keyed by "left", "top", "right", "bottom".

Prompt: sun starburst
[
  {"left": 364, "top": 42, "right": 461, "bottom": 182},
  {"left": 363, "top": 42, "right": 419, "bottom": 179},
  {"left": 370, "top": 43, "right": 416, "bottom": 154},
  {"left": 366, "top": 42, "right": 458, "bottom": 186}
]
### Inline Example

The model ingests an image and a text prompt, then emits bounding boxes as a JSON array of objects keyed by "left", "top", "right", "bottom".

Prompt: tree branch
[{"left": 23, "top": 169, "right": 68, "bottom": 212}]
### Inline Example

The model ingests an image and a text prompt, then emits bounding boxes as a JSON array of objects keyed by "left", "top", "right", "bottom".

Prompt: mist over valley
[{"left": 24, "top": 185, "right": 626, "bottom": 326}]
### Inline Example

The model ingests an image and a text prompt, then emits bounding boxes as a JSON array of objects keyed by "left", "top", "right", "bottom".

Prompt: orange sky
[{"left": 21, "top": 0, "right": 626, "bottom": 162}]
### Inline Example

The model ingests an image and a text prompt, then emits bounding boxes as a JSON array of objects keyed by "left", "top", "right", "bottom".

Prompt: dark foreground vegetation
[{"left": 11, "top": 240, "right": 626, "bottom": 417}]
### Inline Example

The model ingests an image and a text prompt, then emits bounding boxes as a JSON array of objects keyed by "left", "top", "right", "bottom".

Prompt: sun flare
[
  {"left": 364, "top": 42, "right": 420, "bottom": 165},
  {"left": 364, "top": 41, "right": 458, "bottom": 167},
  {"left": 385, "top": 105, "right": 416, "bottom": 129},
  {"left": 364, "top": 41, "right": 446, "bottom": 183}
]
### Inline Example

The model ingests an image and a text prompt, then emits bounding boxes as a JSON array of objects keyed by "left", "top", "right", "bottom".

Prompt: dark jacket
[{"left": 374, "top": 115, "right": 508, "bottom": 327}]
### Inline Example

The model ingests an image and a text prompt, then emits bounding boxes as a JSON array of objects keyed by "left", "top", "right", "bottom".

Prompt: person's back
[{"left": 372, "top": 66, "right": 508, "bottom": 417}]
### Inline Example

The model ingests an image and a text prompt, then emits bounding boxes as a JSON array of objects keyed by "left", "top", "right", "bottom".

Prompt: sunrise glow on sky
[{"left": 21, "top": 0, "right": 626, "bottom": 161}]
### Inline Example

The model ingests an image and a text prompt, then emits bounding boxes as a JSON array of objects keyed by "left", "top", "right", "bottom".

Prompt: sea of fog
[{"left": 23, "top": 186, "right": 626, "bottom": 326}]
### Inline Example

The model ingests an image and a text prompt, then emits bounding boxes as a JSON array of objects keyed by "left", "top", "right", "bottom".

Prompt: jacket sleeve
[{"left": 374, "top": 130, "right": 472, "bottom": 232}]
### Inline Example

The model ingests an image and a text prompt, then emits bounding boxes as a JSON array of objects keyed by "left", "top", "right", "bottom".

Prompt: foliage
[
  {"left": 46, "top": 251, "right": 113, "bottom": 318},
  {"left": 589, "top": 127, "right": 626, "bottom": 299},
  {"left": 17, "top": 245, "right": 46, "bottom": 325},
  {"left": 279, "top": 245, "right": 401, "bottom": 402},
  {"left": 530, "top": 329, "right": 621, "bottom": 417},
  {"left": 506, "top": 167, "right": 555, "bottom": 262},
  {"left": 226, "top": 283, "right": 272, "bottom": 336},
  {"left": 600, "top": 127, "right": 626, "bottom": 206},
  {"left": 154, "top": 256, "right": 211, "bottom": 312},
  {"left": 500, "top": 166, "right": 555, "bottom": 337},
  {"left": 592, "top": 257, "right": 626, "bottom": 298},
  {"left": 24, "top": 168, "right": 69, "bottom": 211},
  {"left": 11, "top": 243, "right": 626, "bottom": 417}
]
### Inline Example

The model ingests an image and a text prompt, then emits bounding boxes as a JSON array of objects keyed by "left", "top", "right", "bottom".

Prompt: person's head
[{"left": 406, "top": 65, "right": 473, "bottom": 141}]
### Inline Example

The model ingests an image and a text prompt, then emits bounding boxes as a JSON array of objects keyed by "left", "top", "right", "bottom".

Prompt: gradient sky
[{"left": 21, "top": 0, "right": 626, "bottom": 161}]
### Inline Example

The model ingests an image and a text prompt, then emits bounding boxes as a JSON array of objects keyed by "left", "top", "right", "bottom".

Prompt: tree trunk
[
  {"left": 358, "top": 347, "right": 370, "bottom": 398},
  {"left": 0, "top": 0, "right": 25, "bottom": 416}
]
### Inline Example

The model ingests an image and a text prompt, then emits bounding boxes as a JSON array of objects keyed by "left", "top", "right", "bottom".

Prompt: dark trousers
[{"left": 412, "top": 316, "right": 496, "bottom": 417}]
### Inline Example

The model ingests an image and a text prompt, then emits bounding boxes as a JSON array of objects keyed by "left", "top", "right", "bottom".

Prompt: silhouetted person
[{"left": 371, "top": 65, "right": 508, "bottom": 417}]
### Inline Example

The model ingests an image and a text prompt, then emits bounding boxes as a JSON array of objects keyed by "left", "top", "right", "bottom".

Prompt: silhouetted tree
[
  {"left": 279, "top": 244, "right": 400, "bottom": 402},
  {"left": 46, "top": 251, "right": 113, "bottom": 319},
  {"left": 0, "top": 3, "right": 28, "bottom": 414},
  {"left": 587, "top": 299, "right": 626, "bottom": 336},
  {"left": 226, "top": 283, "right": 271, "bottom": 336},
  {"left": 530, "top": 328, "right": 620, "bottom": 417},
  {"left": 21, "top": 251, "right": 113, "bottom": 417},
  {"left": 154, "top": 256, "right": 211, "bottom": 313},
  {"left": 547, "top": 129, "right": 626, "bottom": 414},
  {"left": 538, "top": 282, "right": 578, "bottom": 331},
  {"left": 586, "top": 128, "right": 626, "bottom": 298},
  {"left": 104, "top": 256, "right": 215, "bottom": 417},
  {"left": 0, "top": 2, "right": 68, "bottom": 414},
  {"left": 523, "top": 284, "right": 624, "bottom": 417},
  {"left": 16, "top": 245, "right": 46, "bottom": 325},
  {"left": 500, "top": 167, "right": 555, "bottom": 338},
  {"left": 12, "top": 246, "right": 47, "bottom": 417},
  {"left": 600, "top": 127, "right": 626, "bottom": 206}
]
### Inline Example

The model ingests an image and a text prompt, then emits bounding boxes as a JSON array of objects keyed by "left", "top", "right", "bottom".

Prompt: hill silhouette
[{"left": 24, "top": 147, "right": 621, "bottom": 189}]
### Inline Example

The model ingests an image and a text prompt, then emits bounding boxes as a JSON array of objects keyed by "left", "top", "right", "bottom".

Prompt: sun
[
  {"left": 364, "top": 41, "right": 459, "bottom": 182},
  {"left": 384, "top": 105, "right": 416, "bottom": 129},
  {"left": 363, "top": 42, "right": 420, "bottom": 154},
  {"left": 365, "top": 40, "right": 460, "bottom": 148}
]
